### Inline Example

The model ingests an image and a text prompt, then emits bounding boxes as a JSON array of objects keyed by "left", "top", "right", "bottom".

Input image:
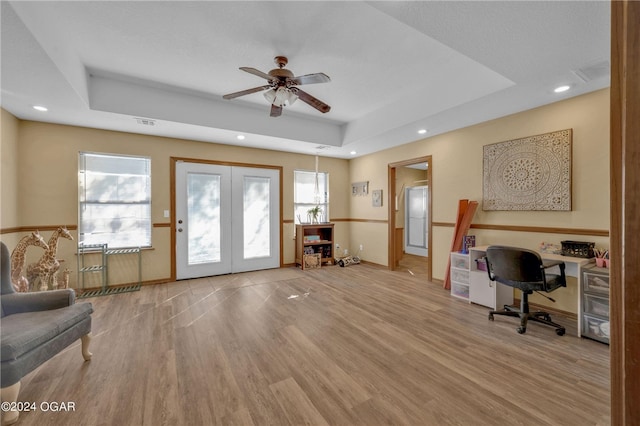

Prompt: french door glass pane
[
  {"left": 188, "top": 173, "right": 221, "bottom": 265},
  {"left": 243, "top": 176, "right": 270, "bottom": 259}
]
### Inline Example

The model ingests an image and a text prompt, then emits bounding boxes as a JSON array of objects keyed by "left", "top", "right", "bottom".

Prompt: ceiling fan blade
[
  {"left": 240, "top": 67, "right": 276, "bottom": 81},
  {"left": 270, "top": 104, "right": 283, "bottom": 117},
  {"left": 290, "top": 88, "right": 331, "bottom": 113},
  {"left": 289, "top": 73, "right": 331, "bottom": 86},
  {"left": 222, "top": 85, "right": 271, "bottom": 100}
]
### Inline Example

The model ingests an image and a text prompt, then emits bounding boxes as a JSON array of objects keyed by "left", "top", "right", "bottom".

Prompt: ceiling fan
[{"left": 222, "top": 56, "right": 331, "bottom": 117}]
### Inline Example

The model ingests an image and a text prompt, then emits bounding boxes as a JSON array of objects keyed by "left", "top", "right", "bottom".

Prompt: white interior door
[
  {"left": 176, "top": 162, "right": 279, "bottom": 279},
  {"left": 231, "top": 166, "right": 280, "bottom": 273},
  {"left": 405, "top": 186, "right": 428, "bottom": 257}
]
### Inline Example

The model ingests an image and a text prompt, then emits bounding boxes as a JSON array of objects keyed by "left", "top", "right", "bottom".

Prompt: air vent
[
  {"left": 135, "top": 117, "right": 156, "bottom": 126},
  {"left": 574, "top": 60, "right": 610, "bottom": 82}
]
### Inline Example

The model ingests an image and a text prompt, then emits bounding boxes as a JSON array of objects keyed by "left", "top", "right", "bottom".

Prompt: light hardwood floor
[
  {"left": 15, "top": 264, "right": 609, "bottom": 425},
  {"left": 397, "top": 254, "right": 429, "bottom": 279}
]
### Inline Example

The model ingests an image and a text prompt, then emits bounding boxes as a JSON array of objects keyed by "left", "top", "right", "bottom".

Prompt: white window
[
  {"left": 78, "top": 152, "right": 151, "bottom": 248},
  {"left": 294, "top": 170, "right": 329, "bottom": 224}
]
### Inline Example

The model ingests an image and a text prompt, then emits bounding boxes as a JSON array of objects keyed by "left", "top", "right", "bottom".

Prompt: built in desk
[{"left": 453, "top": 245, "right": 595, "bottom": 337}]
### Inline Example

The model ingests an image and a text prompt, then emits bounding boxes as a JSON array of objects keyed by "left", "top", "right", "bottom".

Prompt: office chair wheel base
[
  {"left": 556, "top": 328, "right": 566, "bottom": 336},
  {"left": 488, "top": 313, "right": 494, "bottom": 321},
  {"left": 517, "top": 327, "right": 526, "bottom": 334}
]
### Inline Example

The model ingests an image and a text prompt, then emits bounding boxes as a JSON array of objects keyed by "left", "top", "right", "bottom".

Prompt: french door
[{"left": 175, "top": 162, "right": 280, "bottom": 279}]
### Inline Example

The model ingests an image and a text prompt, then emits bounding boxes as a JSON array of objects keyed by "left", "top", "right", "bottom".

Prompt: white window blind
[{"left": 78, "top": 152, "right": 151, "bottom": 248}]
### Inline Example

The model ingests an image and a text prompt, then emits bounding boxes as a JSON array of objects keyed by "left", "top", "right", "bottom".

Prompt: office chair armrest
[{"left": 540, "top": 260, "right": 566, "bottom": 290}]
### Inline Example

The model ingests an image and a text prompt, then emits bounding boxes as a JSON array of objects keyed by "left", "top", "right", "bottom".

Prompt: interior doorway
[{"left": 388, "top": 156, "right": 432, "bottom": 281}]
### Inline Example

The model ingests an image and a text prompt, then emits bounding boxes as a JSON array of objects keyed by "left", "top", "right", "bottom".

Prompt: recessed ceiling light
[
  {"left": 33, "top": 105, "right": 48, "bottom": 112},
  {"left": 418, "top": 129, "right": 427, "bottom": 134},
  {"left": 236, "top": 135, "right": 245, "bottom": 140},
  {"left": 554, "top": 85, "right": 571, "bottom": 93},
  {"left": 350, "top": 151, "right": 357, "bottom": 155}
]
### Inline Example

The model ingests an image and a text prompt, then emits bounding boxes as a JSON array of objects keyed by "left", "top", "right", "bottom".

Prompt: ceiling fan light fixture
[
  {"left": 286, "top": 90, "right": 298, "bottom": 106},
  {"left": 264, "top": 87, "right": 297, "bottom": 107},
  {"left": 263, "top": 88, "right": 276, "bottom": 104}
]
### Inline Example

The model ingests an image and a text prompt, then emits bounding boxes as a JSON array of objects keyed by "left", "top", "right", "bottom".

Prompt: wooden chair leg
[
  {"left": 1, "top": 381, "right": 21, "bottom": 426},
  {"left": 81, "top": 333, "right": 93, "bottom": 361}
]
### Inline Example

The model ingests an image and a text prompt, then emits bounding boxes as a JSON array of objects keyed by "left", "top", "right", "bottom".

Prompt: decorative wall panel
[{"left": 483, "top": 129, "right": 572, "bottom": 211}]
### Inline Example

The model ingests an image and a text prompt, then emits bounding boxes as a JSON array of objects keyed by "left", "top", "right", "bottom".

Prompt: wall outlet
[
  {"left": 336, "top": 243, "right": 340, "bottom": 249},
  {"left": 344, "top": 249, "right": 348, "bottom": 255},
  {"left": 359, "top": 244, "right": 364, "bottom": 251},
  {"left": 163, "top": 209, "right": 170, "bottom": 218}
]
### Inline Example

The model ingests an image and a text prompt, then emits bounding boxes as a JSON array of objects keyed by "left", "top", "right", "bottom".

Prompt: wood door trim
[
  {"left": 610, "top": 1, "right": 640, "bottom": 422},
  {"left": 388, "top": 156, "right": 432, "bottom": 281}
]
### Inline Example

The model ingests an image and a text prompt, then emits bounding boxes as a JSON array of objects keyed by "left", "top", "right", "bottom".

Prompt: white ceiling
[{"left": 1, "top": 1, "right": 610, "bottom": 159}]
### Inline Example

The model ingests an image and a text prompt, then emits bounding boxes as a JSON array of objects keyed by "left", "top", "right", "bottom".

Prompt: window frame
[
  {"left": 293, "top": 169, "right": 329, "bottom": 224},
  {"left": 78, "top": 151, "right": 152, "bottom": 249}
]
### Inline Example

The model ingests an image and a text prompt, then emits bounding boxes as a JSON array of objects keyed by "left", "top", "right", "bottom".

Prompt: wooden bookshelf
[{"left": 295, "top": 223, "right": 334, "bottom": 270}]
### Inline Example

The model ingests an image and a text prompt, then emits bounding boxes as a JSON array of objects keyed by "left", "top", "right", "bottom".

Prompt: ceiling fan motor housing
[
  {"left": 268, "top": 68, "right": 294, "bottom": 80},
  {"left": 269, "top": 56, "right": 294, "bottom": 82}
]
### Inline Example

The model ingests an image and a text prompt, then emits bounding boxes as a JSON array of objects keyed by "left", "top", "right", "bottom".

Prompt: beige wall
[
  {"left": 349, "top": 89, "right": 610, "bottom": 313},
  {"left": 1, "top": 88, "right": 610, "bottom": 314},
  {"left": 1, "top": 109, "right": 20, "bottom": 239},
  {"left": 1, "top": 118, "right": 350, "bottom": 286}
]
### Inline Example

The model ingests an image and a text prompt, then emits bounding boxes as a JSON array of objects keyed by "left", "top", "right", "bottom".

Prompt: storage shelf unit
[
  {"left": 295, "top": 223, "right": 334, "bottom": 270},
  {"left": 450, "top": 252, "right": 470, "bottom": 300},
  {"left": 580, "top": 264, "right": 609, "bottom": 344},
  {"left": 77, "top": 243, "right": 107, "bottom": 291},
  {"left": 449, "top": 248, "right": 513, "bottom": 309},
  {"left": 105, "top": 247, "right": 142, "bottom": 288},
  {"left": 77, "top": 243, "right": 142, "bottom": 297}
]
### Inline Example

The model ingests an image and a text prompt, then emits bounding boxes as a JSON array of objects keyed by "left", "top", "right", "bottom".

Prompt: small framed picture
[
  {"left": 351, "top": 181, "right": 369, "bottom": 196},
  {"left": 372, "top": 189, "right": 383, "bottom": 207}
]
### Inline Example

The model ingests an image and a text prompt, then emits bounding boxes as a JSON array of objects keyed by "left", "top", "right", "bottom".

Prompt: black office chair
[{"left": 485, "top": 245, "right": 566, "bottom": 336}]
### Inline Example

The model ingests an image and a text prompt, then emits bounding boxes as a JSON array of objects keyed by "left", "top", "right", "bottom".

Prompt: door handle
[{"left": 178, "top": 228, "right": 183, "bottom": 232}]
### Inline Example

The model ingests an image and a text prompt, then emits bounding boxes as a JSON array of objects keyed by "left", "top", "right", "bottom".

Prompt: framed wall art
[
  {"left": 351, "top": 181, "right": 369, "bottom": 196},
  {"left": 483, "top": 129, "right": 572, "bottom": 211},
  {"left": 372, "top": 189, "right": 383, "bottom": 207}
]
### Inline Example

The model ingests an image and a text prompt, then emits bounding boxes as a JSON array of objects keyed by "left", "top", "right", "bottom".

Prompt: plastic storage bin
[
  {"left": 582, "top": 314, "right": 610, "bottom": 343},
  {"left": 451, "top": 269, "right": 469, "bottom": 284},
  {"left": 451, "top": 282, "right": 469, "bottom": 299},
  {"left": 583, "top": 294, "right": 609, "bottom": 317},
  {"left": 583, "top": 271, "right": 610, "bottom": 295},
  {"left": 451, "top": 253, "right": 469, "bottom": 269}
]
